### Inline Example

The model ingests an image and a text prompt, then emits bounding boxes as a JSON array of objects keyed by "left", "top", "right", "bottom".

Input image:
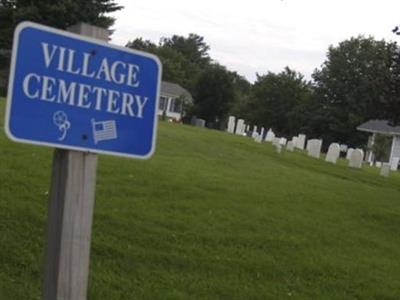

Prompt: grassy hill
[{"left": 1, "top": 98, "right": 400, "bottom": 299}]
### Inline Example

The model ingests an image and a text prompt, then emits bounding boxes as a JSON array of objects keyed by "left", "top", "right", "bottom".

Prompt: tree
[
  {"left": 0, "top": 0, "right": 122, "bottom": 50},
  {"left": 127, "top": 39, "right": 188, "bottom": 85},
  {"left": 312, "top": 36, "right": 400, "bottom": 146},
  {"left": 245, "top": 67, "right": 313, "bottom": 137},
  {"left": 126, "top": 34, "right": 251, "bottom": 128},
  {"left": 192, "top": 64, "right": 237, "bottom": 128},
  {"left": 161, "top": 34, "right": 211, "bottom": 67},
  {"left": 126, "top": 34, "right": 211, "bottom": 91}
]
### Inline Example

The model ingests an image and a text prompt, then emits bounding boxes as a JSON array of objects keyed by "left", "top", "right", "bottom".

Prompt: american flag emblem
[{"left": 91, "top": 119, "right": 118, "bottom": 144}]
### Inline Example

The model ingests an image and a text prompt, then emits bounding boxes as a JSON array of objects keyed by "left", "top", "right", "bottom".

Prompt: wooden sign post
[{"left": 42, "top": 24, "right": 108, "bottom": 300}]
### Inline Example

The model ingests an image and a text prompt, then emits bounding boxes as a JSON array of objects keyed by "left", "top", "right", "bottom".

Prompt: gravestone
[
  {"left": 325, "top": 143, "right": 340, "bottom": 164},
  {"left": 195, "top": 118, "right": 206, "bottom": 127},
  {"left": 274, "top": 144, "right": 282, "bottom": 153},
  {"left": 286, "top": 141, "right": 294, "bottom": 151},
  {"left": 265, "top": 129, "right": 275, "bottom": 142},
  {"left": 227, "top": 116, "right": 236, "bottom": 133},
  {"left": 235, "top": 119, "right": 244, "bottom": 135},
  {"left": 254, "top": 134, "right": 263, "bottom": 143},
  {"left": 272, "top": 137, "right": 281, "bottom": 147},
  {"left": 292, "top": 136, "right": 299, "bottom": 147},
  {"left": 307, "top": 139, "right": 322, "bottom": 159},
  {"left": 346, "top": 148, "right": 354, "bottom": 160},
  {"left": 390, "top": 157, "right": 399, "bottom": 171},
  {"left": 349, "top": 149, "right": 363, "bottom": 168},
  {"left": 296, "top": 134, "right": 306, "bottom": 150},
  {"left": 252, "top": 126, "right": 259, "bottom": 138},
  {"left": 306, "top": 140, "right": 311, "bottom": 152},
  {"left": 279, "top": 137, "right": 287, "bottom": 146},
  {"left": 356, "top": 148, "right": 364, "bottom": 161},
  {"left": 340, "top": 144, "right": 348, "bottom": 152},
  {"left": 375, "top": 161, "right": 382, "bottom": 168},
  {"left": 380, "top": 163, "right": 390, "bottom": 177}
]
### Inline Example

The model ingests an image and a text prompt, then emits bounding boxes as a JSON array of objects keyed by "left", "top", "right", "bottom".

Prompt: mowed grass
[{"left": 1, "top": 98, "right": 400, "bottom": 300}]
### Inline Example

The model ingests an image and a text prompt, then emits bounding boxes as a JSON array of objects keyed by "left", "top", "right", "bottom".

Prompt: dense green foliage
[
  {"left": 130, "top": 33, "right": 399, "bottom": 149},
  {"left": 126, "top": 34, "right": 210, "bottom": 90},
  {"left": 232, "top": 36, "right": 400, "bottom": 149},
  {"left": 127, "top": 35, "right": 249, "bottom": 127},
  {"left": 312, "top": 36, "right": 400, "bottom": 146},
  {"left": 0, "top": 0, "right": 122, "bottom": 49},
  {"left": 1, "top": 99, "right": 400, "bottom": 299},
  {"left": 244, "top": 67, "right": 314, "bottom": 137},
  {"left": 192, "top": 64, "right": 237, "bottom": 127}
]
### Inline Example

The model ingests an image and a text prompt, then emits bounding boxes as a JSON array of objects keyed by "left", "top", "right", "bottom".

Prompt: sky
[{"left": 110, "top": 0, "right": 400, "bottom": 82}]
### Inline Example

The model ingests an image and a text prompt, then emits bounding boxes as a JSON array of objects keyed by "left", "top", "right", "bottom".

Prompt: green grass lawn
[{"left": 1, "top": 97, "right": 400, "bottom": 299}]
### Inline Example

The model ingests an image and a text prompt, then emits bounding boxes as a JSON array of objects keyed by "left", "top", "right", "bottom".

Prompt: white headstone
[
  {"left": 307, "top": 139, "right": 322, "bottom": 159},
  {"left": 245, "top": 124, "right": 250, "bottom": 132},
  {"left": 286, "top": 141, "right": 295, "bottom": 151},
  {"left": 272, "top": 137, "right": 281, "bottom": 147},
  {"left": 227, "top": 116, "right": 236, "bottom": 133},
  {"left": 292, "top": 136, "right": 299, "bottom": 147},
  {"left": 340, "top": 144, "right": 348, "bottom": 152},
  {"left": 306, "top": 140, "right": 311, "bottom": 152},
  {"left": 380, "top": 163, "right": 390, "bottom": 177},
  {"left": 265, "top": 129, "right": 275, "bottom": 142},
  {"left": 235, "top": 119, "right": 244, "bottom": 135},
  {"left": 390, "top": 157, "right": 399, "bottom": 171},
  {"left": 346, "top": 148, "right": 354, "bottom": 160},
  {"left": 355, "top": 148, "right": 364, "bottom": 161},
  {"left": 252, "top": 131, "right": 259, "bottom": 139},
  {"left": 325, "top": 143, "right": 340, "bottom": 164},
  {"left": 254, "top": 134, "right": 263, "bottom": 143},
  {"left": 279, "top": 137, "right": 287, "bottom": 146},
  {"left": 349, "top": 149, "right": 363, "bottom": 168},
  {"left": 274, "top": 144, "right": 282, "bottom": 153},
  {"left": 195, "top": 118, "right": 206, "bottom": 127},
  {"left": 296, "top": 134, "right": 306, "bottom": 150},
  {"left": 375, "top": 161, "right": 382, "bottom": 168}
]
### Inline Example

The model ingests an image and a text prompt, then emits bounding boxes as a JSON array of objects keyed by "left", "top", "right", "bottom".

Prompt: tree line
[
  {"left": 1, "top": 1, "right": 400, "bottom": 148},
  {"left": 127, "top": 35, "right": 400, "bottom": 148}
]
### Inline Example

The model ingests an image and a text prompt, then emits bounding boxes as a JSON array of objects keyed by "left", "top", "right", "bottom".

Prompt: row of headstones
[
  {"left": 278, "top": 135, "right": 398, "bottom": 176},
  {"left": 227, "top": 116, "right": 307, "bottom": 148},
  {"left": 228, "top": 117, "right": 251, "bottom": 136},
  {"left": 227, "top": 116, "right": 398, "bottom": 176}
]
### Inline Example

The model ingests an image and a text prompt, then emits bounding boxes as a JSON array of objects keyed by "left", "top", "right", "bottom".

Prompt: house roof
[
  {"left": 160, "top": 81, "right": 193, "bottom": 102},
  {"left": 357, "top": 120, "right": 400, "bottom": 136}
]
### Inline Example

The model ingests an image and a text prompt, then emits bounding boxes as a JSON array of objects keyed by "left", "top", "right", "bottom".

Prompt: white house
[
  {"left": 357, "top": 120, "right": 400, "bottom": 166},
  {"left": 158, "top": 81, "right": 193, "bottom": 121}
]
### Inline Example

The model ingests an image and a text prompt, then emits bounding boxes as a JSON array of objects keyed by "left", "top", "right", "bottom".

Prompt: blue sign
[{"left": 5, "top": 22, "right": 162, "bottom": 159}]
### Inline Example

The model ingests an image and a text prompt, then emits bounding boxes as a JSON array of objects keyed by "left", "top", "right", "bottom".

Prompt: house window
[
  {"left": 169, "top": 98, "right": 182, "bottom": 113},
  {"left": 159, "top": 96, "right": 168, "bottom": 111}
]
